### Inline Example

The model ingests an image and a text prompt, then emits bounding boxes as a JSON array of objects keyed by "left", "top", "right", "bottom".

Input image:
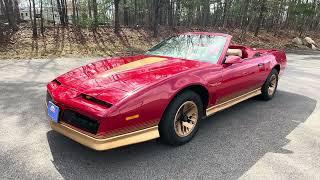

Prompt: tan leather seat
[{"left": 227, "top": 49, "right": 243, "bottom": 57}]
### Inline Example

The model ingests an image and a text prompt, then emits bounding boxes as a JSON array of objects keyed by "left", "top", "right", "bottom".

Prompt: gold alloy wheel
[
  {"left": 268, "top": 74, "right": 277, "bottom": 96},
  {"left": 174, "top": 101, "right": 198, "bottom": 137}
]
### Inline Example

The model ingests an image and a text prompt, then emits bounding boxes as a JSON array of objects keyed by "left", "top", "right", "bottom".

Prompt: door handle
[{"left": 258, "top": 63, "right": 264, "bottom": 67}]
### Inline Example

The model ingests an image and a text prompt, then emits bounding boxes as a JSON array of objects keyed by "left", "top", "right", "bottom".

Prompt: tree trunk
[
  {"left": 240, "top": 0, "right": 250, "bottom": 29},
  {"left": 88, "top": 0, "right": 92, "bottom": 18},
  {"left": 13, "top": 0, "right": 20, "bottom": 22},
  {"left": 273, "top": 0, "right": 285, "bottom": 34},
  {"left": 167, "top": 0, "right": 173, "bottom": 28},
  {"left": 3, "top": 0, "right": 18, "bottom": 31},
  {"left": 63, "top": 0, "right": 68, "bottom": 24},
  {"left": 222, "top": 0, "right": 229, "bottom": 28},
  {"left": 92, "top": 0, "right": 98, "bottom": 28},
  {"left": 114, "top": 0, "right": 120, "bottom": 34},
  {"left": 76, "top": 0, "right": 79, "bottom": 20},
  {"left": 175, "top": 0, "right": 181, "bottom": 26},
  {"left": 56, "top": 0, "right": 65, "bottom": 25},
  {"left": 148, "top": 1, "right": 153, "bottom": 27},
  {"left": 28, "top": 0, "right": 33, "bottom": 24},
  {"left": 134, "top": 0, "right": 137, "bottom": 25},
  {"left": 153, "top": 0, "right": 161, "bottom": 37},
  {"left": 40, "top": 0, "right": 44, "bottom": 36},
  {"left": 58, "top": 0, "right": 68, "bottom": 25},
  {"left": 254, "top": 0, "right": 266, "bottom": 37},
  {"left": 0, "top": 0, "right": 6, "bottom": 17},
  {"left": 309, "top": 0, "right": 318, "bottom": 30},
  {"left": 202, "top": 0, "right": 210, "bottom": 27},
  {"left": 158, "top": 0, "right": 163, "bottom": 25},
  {"left": 123, "top": 0, "right": 129, "bottom": 26},
  {"left": 50, "top": 0, "right": 55, "bottom": 26},
  {"left": 298, "top": 16, "right": 307, "bottom": 37},
  {"left": 32, "top": 0, "right": 37, "bottom": 37},
  {"left": 72, "top": 0, "right": 76, "bottom": 25}
]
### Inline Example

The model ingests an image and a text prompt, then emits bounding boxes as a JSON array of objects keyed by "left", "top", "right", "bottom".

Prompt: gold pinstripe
[{"left": 96, "top": 57, "right": 167, "bottom": 78}]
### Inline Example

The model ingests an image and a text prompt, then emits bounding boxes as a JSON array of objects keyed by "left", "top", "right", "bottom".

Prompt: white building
[
  {"left": 19, "top": 1, "right": 77, "bottom": 25},
  {"left": 20, "top": 6, "right": 63, "bottom": 24}
]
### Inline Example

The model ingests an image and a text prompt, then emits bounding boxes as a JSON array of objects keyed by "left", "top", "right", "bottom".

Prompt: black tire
[
  {"left": 159, "top": 90, "right": 203, "bottom": 146},
  {"left": 260, "top": 69, "right": 279, "bottom": 100}
]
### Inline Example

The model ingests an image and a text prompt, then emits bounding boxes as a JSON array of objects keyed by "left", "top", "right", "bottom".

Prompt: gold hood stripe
[{"left": 96, "top": 57, "right": 167, "bottom": 78}]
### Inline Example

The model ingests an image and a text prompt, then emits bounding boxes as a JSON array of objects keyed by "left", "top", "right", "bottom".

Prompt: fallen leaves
[{"left": 0, "top": 25, "right": 319, "bottom": 59}]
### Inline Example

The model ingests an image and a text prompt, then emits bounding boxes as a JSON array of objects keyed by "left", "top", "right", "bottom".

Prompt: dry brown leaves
[{"left": 0, "top": 25, "right": 319, "bottom": 59}]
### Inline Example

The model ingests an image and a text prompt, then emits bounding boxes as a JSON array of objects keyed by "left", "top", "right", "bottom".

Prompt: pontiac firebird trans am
[{"left": 47, "top": 32, "right": 287, "bottom": 151}]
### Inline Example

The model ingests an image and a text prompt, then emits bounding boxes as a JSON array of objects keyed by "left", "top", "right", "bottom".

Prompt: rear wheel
[
  {"left": 260, "top": 69, "right": 279, "bottom": 100},
  {"left": 159, "top": 91, "right": 203, "bottom": 145}
]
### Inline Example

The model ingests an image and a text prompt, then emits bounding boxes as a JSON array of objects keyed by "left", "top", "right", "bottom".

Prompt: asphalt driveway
[{"left": 0, "top": 53, "right": 319, "bottom": 179}]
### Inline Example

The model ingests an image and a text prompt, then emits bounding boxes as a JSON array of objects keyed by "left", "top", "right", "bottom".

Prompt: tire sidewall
[
  {"left": 262, "top": 69, "right": 279, "bottom": 100},
  {"left": 159, "top": 91, "right": 203, "bottom": 145}
]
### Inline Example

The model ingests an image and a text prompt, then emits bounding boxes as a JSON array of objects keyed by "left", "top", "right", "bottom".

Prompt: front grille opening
[
  {"left": 61, "top": 110, "right": 99, "bottom": 134},
  {"left": 81, "top": 94, "right": 112, "bottom": 108}
]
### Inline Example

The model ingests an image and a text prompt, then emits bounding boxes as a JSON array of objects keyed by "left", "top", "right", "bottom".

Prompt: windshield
[{"left": 146, "top": 34, "right": 227, "bottom": 63}]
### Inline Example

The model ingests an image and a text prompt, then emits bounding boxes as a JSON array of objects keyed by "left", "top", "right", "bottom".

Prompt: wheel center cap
[{"left": 182, "top": 114, "right": 189, "bottom": 122}]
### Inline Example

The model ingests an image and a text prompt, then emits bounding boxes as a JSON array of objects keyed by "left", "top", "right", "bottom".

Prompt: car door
[{"left": 216, "top": 57, "right": 265, "bottom": 104}]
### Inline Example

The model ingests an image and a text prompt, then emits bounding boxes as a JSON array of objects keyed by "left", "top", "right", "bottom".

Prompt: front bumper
[{"left": 50, "top": 121, "right": 160, "bottom": 151}]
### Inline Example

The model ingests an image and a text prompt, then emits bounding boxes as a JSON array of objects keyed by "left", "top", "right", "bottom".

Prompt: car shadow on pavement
[{"left": 47, "top": 90, "right": 316, "bottom": 179}]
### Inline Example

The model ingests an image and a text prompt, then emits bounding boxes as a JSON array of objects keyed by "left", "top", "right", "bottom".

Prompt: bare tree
[
  {"left": 0, "top": 0, "right": 6, "bottom": 17},
  {"left": 72, "top": 0, "right": 76, "bottom": 25},
  {"left": 88, "top": 0, "right": 92, "bottom": 18},
  {"left": 13, "top": 0, "right": 20, "bottom": 22},
  {"left": 63, "top": 0, "right": 68, "bottom": 24},
  {"left": 123, "top": 0, "right": 129, "bottom": 26},
  {"left": 3, "top": 0, "right": 18, "bottom": 31},
  {"left": 31, "top": 0, "right": 37, "bottom": 37},
  {"left": 152, "top": 0, "right": 161, "bottom": 37},
  {"left": 254, "top": 0, "right": 267, "bottom": 36},
  {"left": 50, "top": 0, "right": 55, "bottom": 26},
  {"left": 114, "top": 0, "right": 120, "bottom": 34},
  {"left": 92, "top": 0, "right": 98, "bottom": 29},
  {"left": 56, "top": 0, "right": 65, "bottom": 25},
  {"left": 175, "top": 0, "right": 181, "bottom": 26},
  {"left": 222, "top": 0, "right": 229, "bottom": 28},
  {"left": 40, "top": 0, "right": 44, "bottom": 36},
  {"left": 28, "top": 0, "right": 33, "bottom": 23}
]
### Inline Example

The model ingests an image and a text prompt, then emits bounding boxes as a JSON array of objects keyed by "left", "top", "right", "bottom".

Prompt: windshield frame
[{"left": 146, "top": 33, "right": 232, "bottom": 65}]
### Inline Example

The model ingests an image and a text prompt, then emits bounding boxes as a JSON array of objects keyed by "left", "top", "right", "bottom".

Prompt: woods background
[{"left": 0, "top": 0, "right": 320, "bottom": 58}]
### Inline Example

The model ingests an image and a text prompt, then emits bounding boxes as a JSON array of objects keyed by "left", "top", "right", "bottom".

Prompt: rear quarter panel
[
  {"left": 271, "top": 50, "right": 287, "bottom": 76},
  {"left": 257, "top": 49, "right": 287, "bottom": 76}
]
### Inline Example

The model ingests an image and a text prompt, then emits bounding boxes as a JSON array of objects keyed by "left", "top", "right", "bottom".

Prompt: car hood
[{"left": 55, "top": 55, "right": 207, "bottom": 104}]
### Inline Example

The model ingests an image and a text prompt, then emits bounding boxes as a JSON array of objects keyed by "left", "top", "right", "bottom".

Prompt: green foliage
[{"left": 293, "top": 3, "right": 314, "bottom": 16}]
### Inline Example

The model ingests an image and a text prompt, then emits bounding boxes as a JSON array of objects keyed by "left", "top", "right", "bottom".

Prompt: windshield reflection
[{"left": 146, "top": 34, "right": 227, "bottom": 63}]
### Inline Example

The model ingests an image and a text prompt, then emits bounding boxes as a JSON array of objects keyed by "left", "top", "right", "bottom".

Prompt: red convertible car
[{"left": 47, "top": 32, "right": 286, "bottom": 151}]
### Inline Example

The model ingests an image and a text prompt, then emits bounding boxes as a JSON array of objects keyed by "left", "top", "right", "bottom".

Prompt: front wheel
[
  {"left": 260, "top": 69, "right": 279, "bottom": 100},
  {"left": 159, "top": 91, "right": 203, "bottom": 146}
]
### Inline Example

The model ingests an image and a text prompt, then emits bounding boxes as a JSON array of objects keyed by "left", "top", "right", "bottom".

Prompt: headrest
[{"left": 226, "top": 49, "right": 243, "bottom": 57}]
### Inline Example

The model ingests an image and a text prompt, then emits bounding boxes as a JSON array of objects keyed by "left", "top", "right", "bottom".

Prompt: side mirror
[{"left": 224, "top": 56, "right": 242, "bottom": 64}]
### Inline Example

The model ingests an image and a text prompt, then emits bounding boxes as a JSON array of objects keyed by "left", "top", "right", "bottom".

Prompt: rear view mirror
[{"left": 225, "top": 56, "right": 242, "bottom": 64}]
